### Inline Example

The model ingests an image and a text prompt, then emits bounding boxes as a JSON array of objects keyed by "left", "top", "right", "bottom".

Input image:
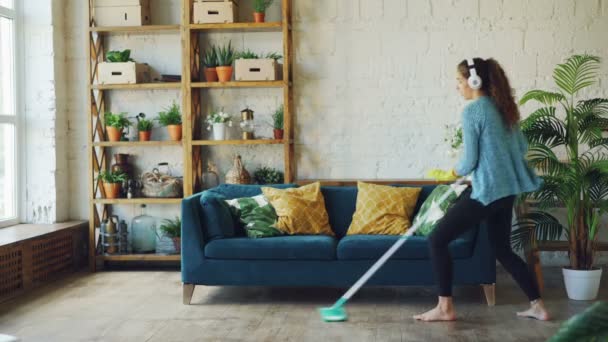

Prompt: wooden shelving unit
[{"left": 87, "top": 0, "right": 294, "bottom": 271}]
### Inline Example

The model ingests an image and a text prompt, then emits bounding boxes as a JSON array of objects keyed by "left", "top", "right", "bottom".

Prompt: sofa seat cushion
[
  {"left": 337, "top": 234, "right": 474, "bottom": 260},
  {"left": 205, "top": 235, "right": 338, "bottom": 260}
]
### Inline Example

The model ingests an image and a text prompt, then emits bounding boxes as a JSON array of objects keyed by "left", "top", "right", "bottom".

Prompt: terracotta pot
[
  {"left": 167, "top": 124, "right": 182, "bottom": 141},
  {"left": 103, "top": 182, "right": 122, "bottom": 199},
  {"left": 204, "top": 67, "right": 218, "bottom": 82},
  {"left": 106, "top": 126, "right": 123, "bottom": 142},
  {"left": 216, "top": 66, "right": 233, "bottom": 82},
  {"left": 172, "top": 237, "right": 181, "bottom": 254},
  {"left": 253, "top": 12, "right": 265, "bottom": 23},
  {"left": 139, "top": 131, "right": 152, "bottom": 141},
  {"left": 273, "top": 129, "right": 284, "bottom": 140}
]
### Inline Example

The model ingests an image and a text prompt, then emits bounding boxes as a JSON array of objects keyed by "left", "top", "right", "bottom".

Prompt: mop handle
[{"left": 340, "top": 177, "right": 468, "bottom": 302}]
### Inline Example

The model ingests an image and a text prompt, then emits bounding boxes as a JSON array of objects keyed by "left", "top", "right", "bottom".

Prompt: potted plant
[
  {"left": 158, "top": 101, "right": 182, "bottom": 141},
  {"left": 444, "top": 124, "right": 463, "bottom": 158},
  {"left": 98, "top": 170, "right": 127, "bottom": 199},
  {"left": 105, "top": 112, "right": 131, "bottom": 142},
  {"left": 159, "top": 217, "right": 181, "bottom": 254},
  {"left": 136, "top": 115, "right": 154, "bottom": 141},
  {"left": 513, "top": 54, "right": 608, "bottom": 300},
  {"left": 203, "top": 46, "right": 218, "bottom": 82},
  {"left": 253, "top": 0, "right": 274, "bottom": 23},
  {"left": 216, "top": 41, "right": 235, "bottom": 82},
  {"left": 272, "top": 105, "right": 284, "bottom": 140},
  {"left": 206, "top": 109, "right": 233, "bottom": 140},
  {"left": 254, "top": 166, "right": 284, "bottom": 184}
]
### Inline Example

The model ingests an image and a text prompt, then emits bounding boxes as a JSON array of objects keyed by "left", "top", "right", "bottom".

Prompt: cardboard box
[
  {"left": 193, "top": 0, "right": 238, "bottom": 24},
  {"left": 235, "top": 59, "right": 281, "bottom": 81},
  {"left": 98, "top": 62, "right": 151, "bottom": 85},
  {"left": 94, "top": 0, "right": 151, "bottom": 27}
]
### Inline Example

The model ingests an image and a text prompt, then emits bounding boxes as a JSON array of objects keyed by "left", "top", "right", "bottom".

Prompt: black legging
[{"left": 428, "top": 187, "right": 541, "bottom": 301}]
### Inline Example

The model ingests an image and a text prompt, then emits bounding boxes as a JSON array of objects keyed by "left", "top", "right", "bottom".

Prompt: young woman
[{"left": 414, "top": 58, "right": 551, "bottom": 322}]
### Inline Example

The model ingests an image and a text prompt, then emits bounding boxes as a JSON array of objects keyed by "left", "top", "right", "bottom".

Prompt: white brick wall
[{"left": 53, "top": 0, "right": 608, "bottom": 263}]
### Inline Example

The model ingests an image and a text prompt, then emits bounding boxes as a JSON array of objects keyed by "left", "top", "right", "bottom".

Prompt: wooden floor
[{"left": 0, "top": 267, "right": 605, "bottom": 341}]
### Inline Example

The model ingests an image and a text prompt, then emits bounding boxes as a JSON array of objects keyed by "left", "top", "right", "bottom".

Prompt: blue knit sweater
[{"left": 455, "top": 96, "right": 542, "bottom": 205}]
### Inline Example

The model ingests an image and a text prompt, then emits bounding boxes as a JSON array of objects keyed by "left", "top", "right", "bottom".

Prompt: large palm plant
[{"left": 512, "top": 54, "right": 608, "bottom": 270}]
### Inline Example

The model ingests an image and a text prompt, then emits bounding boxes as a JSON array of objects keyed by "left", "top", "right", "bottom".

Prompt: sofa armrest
[{"left": 181, "top": 193, "right": 206, "bottom": 281}]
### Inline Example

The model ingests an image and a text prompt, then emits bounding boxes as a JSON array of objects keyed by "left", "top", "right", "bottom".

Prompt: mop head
[{"left": 319, "top": 298, "right": 348, "bottom": 322}]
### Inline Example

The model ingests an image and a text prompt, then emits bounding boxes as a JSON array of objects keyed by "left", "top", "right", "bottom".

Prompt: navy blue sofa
[{"left": 181, "top": 183, "right": 496, "bottom": 305}]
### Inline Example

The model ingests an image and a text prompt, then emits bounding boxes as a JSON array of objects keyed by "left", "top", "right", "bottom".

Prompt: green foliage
[
  {"left": 254, "top": 167, "right": 284, "bottom": 184},
  {"left": 106, "top": 49, "right": 134, "bottom": 63},
  {"left": 216, "top": 41, "right": 235, "bottom": 67},
  {"left": 203, "top": 46, "right": 218, "bottom": 68},
  {"left": 137, "top": 118, "right": 154, "bottom": 132},
  {"left": 272, "top": 105, "right": 284, "bottom": 129},
  {"left": 253, "top": 0, "right": 274, "bottom": 13},
  {"left": 444, "top": 125, "right": 463, "bottom": 150},
  {"left": 548, "top": 302, "right": 608, "bottom": 342},
  {"left": 97, "top": 170, "right": 127, "bottom": 184},
  {"left": 157, "top": 101, "right": 182, "bottom": 126},
  {"left": 104, "top": 112, "right": 131, "bottom": 129},
  {"left": 160, "top": 217, "right": 181, "bottom": 238},
  {"left": 236, "top": 49, "right": 282, "bottom": 60},
  {"left": 513, "top": 54, "right": 608, "bottom": 270}
]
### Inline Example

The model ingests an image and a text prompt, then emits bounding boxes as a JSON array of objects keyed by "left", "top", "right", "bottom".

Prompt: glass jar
[{"left": 130, "top": 204, "right": 157, "bottom": 253}]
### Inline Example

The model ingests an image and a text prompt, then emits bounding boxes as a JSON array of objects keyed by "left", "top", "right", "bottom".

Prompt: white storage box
[
  {"left": 93, "top": 0, "right": 151, "bottom": 27},
  {"left": 235, "top": 59, "right": 281, "bottom": 81},
  {"left": 98, "top": 62, "right": 151, "bottom": 85},
  {"left": 193, "top": 0, "right": 238, "bottom": 24}
]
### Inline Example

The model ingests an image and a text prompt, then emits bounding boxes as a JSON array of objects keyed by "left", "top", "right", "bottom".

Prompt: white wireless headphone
[{"left": 467, "top": 58, "right": 482, "bottom": 90}]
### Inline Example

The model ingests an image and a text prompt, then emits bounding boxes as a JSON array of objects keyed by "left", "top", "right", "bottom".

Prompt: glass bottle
[{"left": 130, "top": 204, "right": 157, "bottom": 253}]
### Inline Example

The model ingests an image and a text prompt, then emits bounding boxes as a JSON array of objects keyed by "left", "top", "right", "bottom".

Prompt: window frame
[{"left": 0, "top": 1, "right": 21, "bottom": 228}]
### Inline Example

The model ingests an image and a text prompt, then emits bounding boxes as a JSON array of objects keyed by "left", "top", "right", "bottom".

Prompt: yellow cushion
[
  {"left": 262, "top": 182, "right": 334, "bottom": 236},
  {"left": 347, "top": 182, "right": 421, "bottom": 235}
]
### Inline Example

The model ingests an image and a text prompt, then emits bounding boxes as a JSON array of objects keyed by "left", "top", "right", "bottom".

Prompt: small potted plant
[
  {"left": 203, "top": 46, "right": 218, "bottom": 82},
  {"left": 157, "top": 101, "right": 182, "bottom": 141},
  {"left": 253, "top": 0, "right": 274, "bottom": 23},
  {"left": 136, "top": 114, "right": 154, "bottom": 141},
  {"left": 444, "top": 124, "right": 463, "bottom": 158},
  {"left": 105, "top": 112, "right": 131, "bottom": 142},
  {"left": 98, "top": 170, "right": 127, "bottom": 199},
  {"left": 206, "top": 109, "right": 233, "bottom": 140},
  {"left": 272, "top": 105, "right": 284, "bottom": 140},
  {"left": 216, "top": 41, "right": 235, "bottom": 82},
  {"left": 160, "top": 216, "right": 181, "bottom": 254},
  {"left": 254, "top": 166, "right": 284, "bottom": 184}
]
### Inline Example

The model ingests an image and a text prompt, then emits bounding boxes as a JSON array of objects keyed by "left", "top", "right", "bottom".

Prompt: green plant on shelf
[
  {"left": 236, "top": 49, "right": 282, "bottom": 61},
  {"left": 216, "top": 41, "right": 236, "bottom": 67},
  {"left": 160, "top": 217, "right": 181, "bottom": 238},
  {"left": 206, "top": 109, "right": 233, "bottom": 125},
  {"left": 254, "top": 167, "right": 284, "bottom": 184},
  {"left": 272, "top": 105, "right": 284, "bottom": 130},
  {"left": 157, "top": 101, "right": 182, "bottom": 126},
  {"left": 104, "top": 112, "right": 131, "bottom": 129},
  {"left": 97, "top": 170, "right": 127, "bottom": 184},
  {"left": 253, "top": 0, "right": 274, "bottom": 13},
  {"left": 106, "top": 49, "right": 134, "bottom": 63},
  {"left": 203, "top": 46, "right": 218, "bottom": 68},
  {"left": 136, "top": 118, "right": 154, "bottom": 132}
]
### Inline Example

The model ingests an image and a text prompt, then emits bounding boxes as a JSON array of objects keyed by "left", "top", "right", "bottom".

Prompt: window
[{"left": 0, "top": 0, "right": 18, "bottom": 227}]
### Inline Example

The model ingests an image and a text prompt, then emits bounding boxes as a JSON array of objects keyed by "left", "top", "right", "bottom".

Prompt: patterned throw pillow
[
  {"left": 225, "top": 195, "right": 283, "bottom": 239},
  {"left": 347, "top": 182, "right": 422, "bottom": 235},
  {"left": 413, "top": 184, "right": 469, "bottom": 236},
  {"left": 262, "top": 182, "right": 334, "bottom": 236}
]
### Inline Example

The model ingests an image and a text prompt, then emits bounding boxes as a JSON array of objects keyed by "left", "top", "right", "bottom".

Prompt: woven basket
[
  {"left": 141, "top": 168, "right": 183, "bottom": 198},
  {"left": 225, "top": 155, "right": 251, "bottom": 184}
]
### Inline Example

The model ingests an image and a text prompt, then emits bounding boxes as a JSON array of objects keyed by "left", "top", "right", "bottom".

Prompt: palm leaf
[
  {"left": 527, "top": 144, "right": 568, "bottom": 174},
  {"left": 522, "top": 114, "right": 567, "bottom": 148},
  {"left": 511, "top": 211, "right": 565, "bottom": 251},
  {"left": 519, "top": 90, "right": 566, "bottom": 106},
  {"left": 548, "top": 302, "right": 608, "bottom": 342},
  {"left": 521, "top": 106, "right": 557, "bottom": 130},
  {"left": 587, "top": 172, "right": 608, "bottom": 202},
  {"left": 589, "top": 138, "right": 608, "bottom": 149},
  {"left": 553, "top": 54, "right": 601, "bottom": 95}
]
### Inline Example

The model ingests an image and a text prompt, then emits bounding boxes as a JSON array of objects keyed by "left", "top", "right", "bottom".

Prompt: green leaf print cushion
[
  {"left": 413, "top": 184, "right": 469, "bottom": 236},
  {"left": 225, "top": 195, "right": 284, "bottom": 238}
]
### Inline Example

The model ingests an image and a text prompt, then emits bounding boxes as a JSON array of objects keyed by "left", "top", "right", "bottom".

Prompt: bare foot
[
  {"left": 413, "top": 306, "right": 456, "bottom": 322},
  {"left": 516, "top": 300, "right": 551, "bottom": 321}
]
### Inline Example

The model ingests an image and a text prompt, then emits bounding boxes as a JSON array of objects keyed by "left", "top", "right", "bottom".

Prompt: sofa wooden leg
[
  {"left": 183, "top": 283, "right": 195, "bottom": 305},
  {"left": 482, "top": 284, "right": 495, "bottom": 306}
]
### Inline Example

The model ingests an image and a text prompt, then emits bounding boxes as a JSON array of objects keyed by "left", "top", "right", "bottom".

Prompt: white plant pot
[
  {"left": 212, "top": 123, "right": 226, "bottom": 140},
  {"left": 562, "top": 267, "right": 603, "bottom": 301}
]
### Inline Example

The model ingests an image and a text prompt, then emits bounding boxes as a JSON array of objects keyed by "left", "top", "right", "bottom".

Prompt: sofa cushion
[
  {"left": 199, "top": 191, "right": 235, "bottom": 240},
  {"left": 207, "top": 183, "right": 297, "bottom": 200},
  {"left": 320, "top": 186, "right": 358, "bottom": 238},
  {"left": 205, "top": 235, "right": 338, "bottom": 260},
  {"left": 337, "top": 233, "right": 476, "bottom": 260}
]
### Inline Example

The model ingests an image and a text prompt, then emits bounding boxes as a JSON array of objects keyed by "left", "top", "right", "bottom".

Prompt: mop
[{"left": 319, "top": 177, "right": 467, "bottom": 322}]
